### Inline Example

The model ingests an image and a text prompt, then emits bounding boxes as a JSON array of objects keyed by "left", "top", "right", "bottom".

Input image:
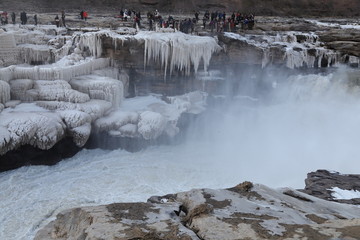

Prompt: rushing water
[{"left": 2, "top": 68, "right": 360, "bottom": 239}]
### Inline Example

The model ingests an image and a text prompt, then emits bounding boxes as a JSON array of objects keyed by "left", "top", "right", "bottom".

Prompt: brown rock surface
[
  {"left": 35, "top": 182, "right": 360, "bottom": 240},
  {"left": 303, "top": 169, "right": 360, "bottom": 205}
]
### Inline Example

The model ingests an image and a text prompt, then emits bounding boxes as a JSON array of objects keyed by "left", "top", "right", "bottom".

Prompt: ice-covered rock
[
  {"left": 0, "top": 80, "right": 10, "bottom": 104},
  {"left": 70, "top": 75, "right": 123, "bottom": 108},
  {"left": 138, "top": 111, "right": 167, "bottom": 140},
  {"left": 28, "top": 80, "right": 90, "bottom": 103},
  {"left": 0, "top": 32, "right": 19, "bottom": 66},
  {"left": 36, "top": 99, "right": 113, "bottom": 122},
  {"left": 0, "top": 58, "right": 110, "bottom": 82},
  {"left": 0, "top": 111, "right": 65, "bottom": 154},
  {"left": 58, "top": 110, "right": 92, "bottom": 146},
  {"left": 95, "top": 111, "right": 139, "bottom": 135},
  {"left": 9, "top": 79, "right": 34, "bottom": 101}
]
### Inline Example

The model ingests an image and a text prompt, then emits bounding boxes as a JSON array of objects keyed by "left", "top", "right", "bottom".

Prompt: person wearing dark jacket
[
  {"left": 55, "top": 15, "right": 60, "bottom": 27},
  {"left": 11, "top": 12, "right": 15, "bottom": 24},
  {"left": 61, "top": 11, "right": 66, "bottom": 27}
]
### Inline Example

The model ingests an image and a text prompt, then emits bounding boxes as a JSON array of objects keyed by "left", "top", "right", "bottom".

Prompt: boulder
[{"left": 302, "top": 169, "right": 360, "bottom": 205}]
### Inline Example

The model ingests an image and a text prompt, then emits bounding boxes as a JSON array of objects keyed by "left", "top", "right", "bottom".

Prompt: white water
[{"left": 3, "top": 68, "right": 360, "bottom": 239}]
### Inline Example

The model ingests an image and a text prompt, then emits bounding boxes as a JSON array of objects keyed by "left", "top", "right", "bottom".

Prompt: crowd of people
[
  {"left": 1, "top": 8, "right": 255, "bottom": 33},
  {"left": 202, "top": 10, "right": 255, "bottom": 32},
  {"left": 142, "top": 9, "right": 255, "bottom": 33},
  {"left": 1, "top": 11, "right": 38, "bottom": 25}
]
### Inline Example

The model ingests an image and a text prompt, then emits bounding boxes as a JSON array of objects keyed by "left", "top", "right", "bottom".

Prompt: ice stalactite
[
  {"left": 224, "top": 31, "right": 345, "bottom": 69},
  {"left": 142, "top": 32, "right": 221, "bottom": 78},
  {"left": 0, "top": 80, "right": 11, "bottom": 104},
  {"left": 78, "top": 32, "right": 104, "bottom": 58},
  {"left": 284, "top": 47, "right": 339, "bottom": 69},
  {"left": 19, "top": 44, "right": 54, "bottom": 64},
  {"left": 70, "top": 75, "right": 124, "bottom": 109}
]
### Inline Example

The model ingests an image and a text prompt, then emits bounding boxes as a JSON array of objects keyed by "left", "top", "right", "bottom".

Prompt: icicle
[{"left": 142, "top": 32, "right": 221, "bottom": 79}]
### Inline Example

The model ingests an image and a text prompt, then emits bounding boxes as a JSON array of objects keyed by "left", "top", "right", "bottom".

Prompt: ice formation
[
  {"left": 0, "top": 31, "right": 19, "bottom": 66},
  {"left": 138, "top": 111, "right": 167, "bottom": 140},
  {"left": 0, "top": 80, "right": 10, "bottom": 104},
  {"left": 94, "top": 91, "right": 208, "bottom": 139},
  {"left": 36, "top": 100, "right": 113, "bottom": 122},
  {"left": 70, "top": 75, "right": 123, "bottom": 108},
  {"left": 0, "top": 25, "right": 219, "bottom": 155},
  {"left": 142, "top": 31, "right": 221, "bottom": 78},
  {"left": 75, "top": 30, "right": 221, "bottom": 78},
  {"left": 0, "top": 58, "right": 110, "bottom": 82},
  {"left": 19, "top": 44, "right": 54, "bottom": 64},
  {"left": 29, "top": 80, "right": 90, "bottom": 103},
  {"left": 0, "top": 111, "right": 65, "bottom": 154},
  {"left": 59, "top": 110, "right": 92, "bottom": 146},
  {"left": 224, "top": 31, "right": 341, "bottom": 69},
  {"left": 95, "top": 111, "right": 140, "bottom": 137},
  {"left": 9, "top": 79, "right": 34, "bottom": 101}
]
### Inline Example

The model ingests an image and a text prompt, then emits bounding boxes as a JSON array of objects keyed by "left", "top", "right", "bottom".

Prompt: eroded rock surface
[{"left": 35, "top": 182, "right": 360, "bottom": 240}]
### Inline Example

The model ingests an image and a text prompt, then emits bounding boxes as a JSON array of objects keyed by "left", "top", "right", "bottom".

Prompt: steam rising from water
[{"left": 2, "top": 67, "right": 360, "bottom": 239}]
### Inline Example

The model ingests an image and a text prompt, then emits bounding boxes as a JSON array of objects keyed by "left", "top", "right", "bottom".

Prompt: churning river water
[{"left": 2, "top": 69, "right": 360, "bottom": 239}]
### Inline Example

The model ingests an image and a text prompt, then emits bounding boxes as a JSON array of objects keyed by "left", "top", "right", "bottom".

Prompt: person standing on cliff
[
  {"left": 55, "top": 15, "right": 60, "bottom": 27},
  {"left": 61, "top": 11, "right": 66, "bottom": 27},
  {"left": 34, "top": 14, "right": 37, "bottom": 25},
  {"left": 11, "top": 12, "right": 15, "bottom": 24},
  {"left": 83, "top": 11, "right": 88, "bottom": 21}
]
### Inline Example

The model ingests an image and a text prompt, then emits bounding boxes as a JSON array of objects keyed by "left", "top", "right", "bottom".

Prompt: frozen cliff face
[
  {"left": 222, "top": 31, "right": 344, "bottom": 69},
  {"left": 77, "top": 30, "right": 221, "bottom": 78},
  {"left": 0, "top": 31, "right": 19, "bottom": 66}
]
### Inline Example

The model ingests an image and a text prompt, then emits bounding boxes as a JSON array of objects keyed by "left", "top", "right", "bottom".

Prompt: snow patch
[{"left": 330, "top": 187, "right": 360, "bottom": 200}]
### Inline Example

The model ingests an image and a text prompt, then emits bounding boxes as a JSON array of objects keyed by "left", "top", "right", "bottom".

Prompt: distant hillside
[{"left": 1, "top": 0, "right": 359, "bottom": 16}]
